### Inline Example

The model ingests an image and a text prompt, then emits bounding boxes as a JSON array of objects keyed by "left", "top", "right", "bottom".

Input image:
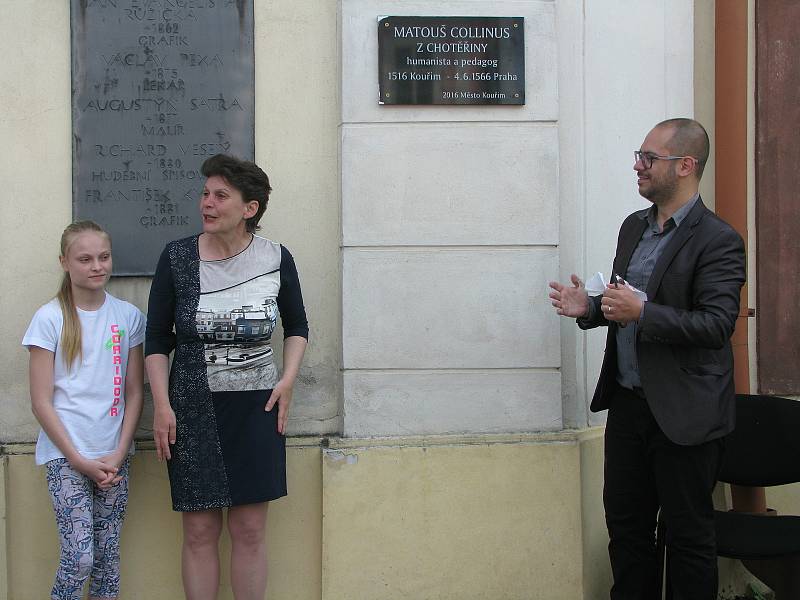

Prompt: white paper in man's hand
[
  {"left": 584, "top": 272, "right": 648, "bottom": 301},
  {"left": 585, "top": 272, "right": 608, "bottom": 296}
]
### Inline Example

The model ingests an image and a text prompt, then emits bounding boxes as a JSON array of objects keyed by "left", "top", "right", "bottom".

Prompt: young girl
[{"left": 22, "top": 221, "right": 145, "bottom": 600}]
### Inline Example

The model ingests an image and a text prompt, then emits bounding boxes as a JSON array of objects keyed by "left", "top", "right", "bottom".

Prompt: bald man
[{"left": 550, "top": 118, "right": 745, "bottom": 599}]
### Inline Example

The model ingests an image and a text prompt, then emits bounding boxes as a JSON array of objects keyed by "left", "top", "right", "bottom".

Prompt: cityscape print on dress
[{"left": 197, "top": 272, "right": 280, "bottom": 392}]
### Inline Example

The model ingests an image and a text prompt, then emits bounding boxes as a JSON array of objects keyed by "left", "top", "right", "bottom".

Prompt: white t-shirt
[{"left": 22, "top": 293, "right": 146, "bottom": 465}]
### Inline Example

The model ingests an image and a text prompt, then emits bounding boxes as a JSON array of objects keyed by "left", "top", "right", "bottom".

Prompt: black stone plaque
[
  {"left": 71, "top": 0, "right": 255, "bottom": 276},
  {"left": 378, "top": 16, "right": 524, "bottom": 105}
]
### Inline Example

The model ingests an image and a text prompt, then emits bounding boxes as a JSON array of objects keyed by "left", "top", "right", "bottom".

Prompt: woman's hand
[
  {"left": 146, "top": 353, "right": 175, "bottom": 461},
  {"left": 267, "top": 336, "right": 307, "bottom": 435},
  {"left": 265, "top": 379, "right": 294, "bottom": 435},
  {"left": 153, "top": 404, "right": 177, "bottom": 461}
]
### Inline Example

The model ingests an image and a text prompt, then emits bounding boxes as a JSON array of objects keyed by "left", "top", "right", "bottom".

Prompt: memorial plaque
[
  {"left": 71, "top": 0, "right": 255, "bottom": 275},
  {"left": 378, "top": 16, "right": 525, "bottom": 105}
]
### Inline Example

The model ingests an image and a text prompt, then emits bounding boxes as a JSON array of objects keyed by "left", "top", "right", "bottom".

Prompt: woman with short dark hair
[{"left": 145, "top": 154, "right": 309, "bottom": 599}]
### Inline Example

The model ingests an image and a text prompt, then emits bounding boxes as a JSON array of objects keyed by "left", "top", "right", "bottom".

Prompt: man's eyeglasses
[{"left": 634, "top": 151, "right": 697, "bottom": 170}]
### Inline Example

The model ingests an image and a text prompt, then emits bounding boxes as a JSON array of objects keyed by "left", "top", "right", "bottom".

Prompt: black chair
[{"left": 659, "top": 394, "right": 800, "bottom": 599}]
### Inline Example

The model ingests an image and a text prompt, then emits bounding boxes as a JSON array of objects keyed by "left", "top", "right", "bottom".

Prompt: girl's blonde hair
[{"left": 57, "top": 221, "right": 111, "bottom": 367}]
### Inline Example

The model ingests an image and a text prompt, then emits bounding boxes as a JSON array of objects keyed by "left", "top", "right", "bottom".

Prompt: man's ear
[{"left": 678, "top": 156, "right": 699, "bottom": 178}]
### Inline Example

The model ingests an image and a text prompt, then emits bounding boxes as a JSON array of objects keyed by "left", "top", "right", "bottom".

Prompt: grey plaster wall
[{"left": 340, "top": 0, "right": 561, "bottom": 437}]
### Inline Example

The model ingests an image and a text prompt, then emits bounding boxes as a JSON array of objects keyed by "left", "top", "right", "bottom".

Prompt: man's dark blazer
[{"left": 579, "top": 197, "right": 746, "bottom": 446}]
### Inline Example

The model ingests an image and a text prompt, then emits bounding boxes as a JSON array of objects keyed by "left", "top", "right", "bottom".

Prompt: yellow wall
[
  {"left": 579, "top": 429, "right": 613, "bottom": 596},
  {"left": 2, "top": 440, "right": 322, "bottom": 600},
  {"left": 1, "top": 434, "right": 613, "bottom": 600},
  {"left": 6, "top": 432, "right": 800, "bottom": 599},
  {"left": 322, "top": 435, "right": 584, "bottom": 600}
]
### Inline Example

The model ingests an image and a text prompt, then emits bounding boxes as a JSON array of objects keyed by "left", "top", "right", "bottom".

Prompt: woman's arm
[
  {"left": 265, "top": 335, "right": 308, "bottom": 434},
  {"left": 29, "top": 346, "right": 118, "bottom": 487},
  {"left": 267, "top": 246, "right": 310, "bottom": 434},
  {"left": 145, "top": 245, "right": 178, "bottom": 461},
  {"left": 146, "top": 353, "right": 176, "bottom": 460}
]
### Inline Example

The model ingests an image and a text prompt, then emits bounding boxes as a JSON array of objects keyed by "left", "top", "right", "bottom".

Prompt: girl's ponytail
[
  {"left": 56, "top": 220, "right": 110, "bottom": 368},
  {"left": 56, "top": 271, "right": 82, "bottom": 368}
]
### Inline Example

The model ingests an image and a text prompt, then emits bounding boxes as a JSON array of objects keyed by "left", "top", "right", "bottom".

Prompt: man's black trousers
[{"left": 603, "top": 385, "right": 724, "bottom": 600}]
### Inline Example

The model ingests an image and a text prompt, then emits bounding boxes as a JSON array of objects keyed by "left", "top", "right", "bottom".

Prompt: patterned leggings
[{"left": 45, "top": 458, "right": 130, "bottom": 600}]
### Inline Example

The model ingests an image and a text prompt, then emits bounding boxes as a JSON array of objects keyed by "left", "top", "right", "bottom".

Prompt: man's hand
[
  {"left": 549, "top": 274, "right": 590, "bottom": 318},
  {"left": 600, "top": 284, "right": 643, "bottom": 325}
]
